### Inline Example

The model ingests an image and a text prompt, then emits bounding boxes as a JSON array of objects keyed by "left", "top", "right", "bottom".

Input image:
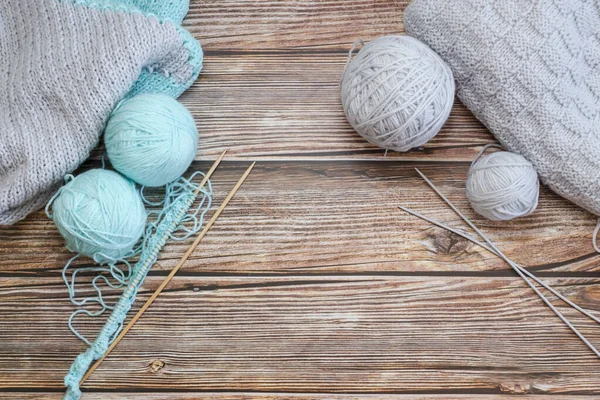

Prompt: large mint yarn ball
[
  {"left": 105, "top": 93, "right": 198, "bottom": 187},
  {"left": 49, "top": 169, "right": 147, "bottom": 265}
]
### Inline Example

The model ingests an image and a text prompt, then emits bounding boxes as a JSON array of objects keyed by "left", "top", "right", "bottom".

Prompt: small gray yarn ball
[
  {"left": 340, "top": 35, "right": 455, "bottom": 152},
  {"left": 466, "top": 151, "right": 540, "bottom": 221}
]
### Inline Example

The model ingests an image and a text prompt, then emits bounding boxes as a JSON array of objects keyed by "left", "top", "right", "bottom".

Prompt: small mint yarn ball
[
  {"left": 105, "top": 93, "right": 198, "bottom": 187},
  {"left": 49, "top": 169, "right": 147, "bottom": 265}
]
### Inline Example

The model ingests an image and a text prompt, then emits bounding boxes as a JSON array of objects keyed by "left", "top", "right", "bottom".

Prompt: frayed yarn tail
[{"left": 63, "top": 179, "right": 207, "bottom": 400}]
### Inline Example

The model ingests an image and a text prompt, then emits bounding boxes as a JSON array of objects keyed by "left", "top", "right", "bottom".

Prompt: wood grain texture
[
  {"left": 1, "top": 162, "right": 598, "bottom": 275},
  {"left": 185, "top": 0, "right": 407, "bottom": 51},
  {"left": 2, "top": 0, "right": 600, "bottom": 398},
  {"left": 1, "top": 276, "right": 600, "bottom": 394}
]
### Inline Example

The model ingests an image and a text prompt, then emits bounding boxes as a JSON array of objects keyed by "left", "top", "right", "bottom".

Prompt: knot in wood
[
  {"left": 150, "top": 359, "right": 166, "bottom": 373},
  {"left": 433, "top": 230, "right": 468, "bottom": 254},
  {"left": 498, "top": 382, "right": 533, "bottom": 394}
]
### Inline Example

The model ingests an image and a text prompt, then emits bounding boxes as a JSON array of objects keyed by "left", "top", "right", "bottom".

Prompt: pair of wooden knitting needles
[{"left": 80, "top": 150, "right": 255, "bottom": 384}]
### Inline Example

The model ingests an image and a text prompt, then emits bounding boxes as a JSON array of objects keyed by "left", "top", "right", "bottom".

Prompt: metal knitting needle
[
  {"left": 81, "top": 159, "right": 255, "bottom": 384},
  {"left": 398, "top": 205, "right": 600, "bottom": 325},
  {"left": 407, "top": 168, "right": 600, "bottom": 358}
]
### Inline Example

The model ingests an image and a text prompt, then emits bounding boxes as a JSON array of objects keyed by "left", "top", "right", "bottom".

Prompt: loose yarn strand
[
  {"left": 61, "top": 254, "right": 136, "bottom": 344},
  {"left": 343, "top": 39, "right": 364, "bottom": 75},
  {"left": 405, "top": 168, "right": 600, "bottom": 358},
  {"left": 470, "top": 143, "right": 504, "bottom": 167}
]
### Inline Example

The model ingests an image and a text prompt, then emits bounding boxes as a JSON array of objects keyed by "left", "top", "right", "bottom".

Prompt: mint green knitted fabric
[
  {"left": 0, "top": 0, "right": 202, "bottom": 224},
  {"left": 116, "top": 0, "right": 189, "bottom": 23}
]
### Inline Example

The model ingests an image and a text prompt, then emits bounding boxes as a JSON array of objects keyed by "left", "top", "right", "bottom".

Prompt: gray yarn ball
[
  {"left": 466, "top": 151, "right": 540, "bottom": 221},
  {"left": 340, "top": 35, "right": 455, "bottom": 152}
]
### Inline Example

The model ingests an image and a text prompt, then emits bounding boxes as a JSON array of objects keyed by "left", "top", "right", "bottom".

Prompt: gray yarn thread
[
  {"left": 340, "top": 35, "right": 455, "bottom": 152},
  {"left": 466, "top": 145, "right": 539, "bottom": 221}
]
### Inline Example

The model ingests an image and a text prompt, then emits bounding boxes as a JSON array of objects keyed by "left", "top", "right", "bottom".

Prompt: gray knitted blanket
[
  {"left": 0, "top": 0, "right": 202, "bottom": 225},
  {"left": 405, "top": 0, "right": 600, "bottom": 216}
]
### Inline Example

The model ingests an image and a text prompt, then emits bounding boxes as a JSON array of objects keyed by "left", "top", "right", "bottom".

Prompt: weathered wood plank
[
  {"left": 87, "top": 53, "right": 493, "bottom": 162},
  {"left": 0, "top": 394, "right": 592, "bottom": 399},
  {"left": 3, "top": 0, "right": 597, "bottom": 397},
  {"left": 1, "top": 276, "right": 599, "bottom": 393},
  {"left": 185, "top": 1, "right": 407, "bottom": 51},
  {"left": 1, "top": 162, "right": 598, "bottom": 274}
]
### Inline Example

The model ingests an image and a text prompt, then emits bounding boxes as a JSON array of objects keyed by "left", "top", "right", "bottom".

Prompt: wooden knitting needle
[
  {"left": 192, "top": 150, "right": 227, "bottom": 196},
  {"left": 81, "top": 159, "right": 256, "bottom": 384}
]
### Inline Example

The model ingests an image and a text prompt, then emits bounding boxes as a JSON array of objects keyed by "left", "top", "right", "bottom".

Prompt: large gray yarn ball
[
  {"left": 340, "top": 35, "right": 455, "bottom": 152},
  {"left": 466, "top": 151, "right": 540, "bottom": 221}
]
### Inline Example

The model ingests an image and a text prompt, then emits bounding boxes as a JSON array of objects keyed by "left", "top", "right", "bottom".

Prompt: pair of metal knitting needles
[
  {"left": 400, "top": 168, "right": 600, "bottom": 358},
  {"left": 80, "top": 150, "right": 255, "bottom": 384}
]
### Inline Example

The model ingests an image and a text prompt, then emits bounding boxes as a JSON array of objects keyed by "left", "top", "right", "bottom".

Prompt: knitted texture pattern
[
  {"left": 0, "top": 0, "right": 202, "bottom": 225},
  {"left": 404, "top": 0, "right": 600, "bottom": 216}
]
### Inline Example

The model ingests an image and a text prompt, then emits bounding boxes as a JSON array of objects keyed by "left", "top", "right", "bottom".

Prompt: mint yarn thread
[
  {"left": 46, "top": 169, "right": 147, "bottom": 265},
  {"left": 62, "top": 172, "right": 213, "bottom": 400},
  {"left": 105, "top": 93, "right": 199, "bottom": 187}
]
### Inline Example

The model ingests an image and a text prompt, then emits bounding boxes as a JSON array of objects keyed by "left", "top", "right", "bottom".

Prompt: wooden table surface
[{"left": 2, "top": 1, "right": 600, "bottom": 398}]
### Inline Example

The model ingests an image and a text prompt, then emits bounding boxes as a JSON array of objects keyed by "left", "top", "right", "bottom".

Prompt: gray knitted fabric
[
  {"left": 0, "top": 0, "right": 202, "bottom": 225},
  {"left": 405, "top": 0, "right": 600, "bottom": 216}
]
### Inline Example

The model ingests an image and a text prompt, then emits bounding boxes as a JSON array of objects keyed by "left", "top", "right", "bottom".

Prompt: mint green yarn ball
[
  {"left": 49, "top": 169, "right": 147, "bottom": 265},
  {"left": 105, "top": 94, "right": 198, "bottom": 187}
]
